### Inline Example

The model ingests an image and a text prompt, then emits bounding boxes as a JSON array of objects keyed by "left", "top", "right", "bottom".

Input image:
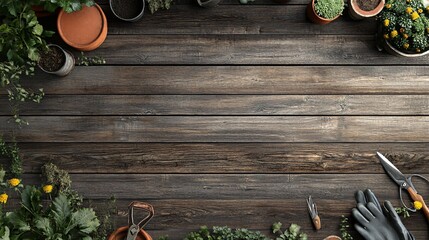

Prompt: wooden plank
[
  {"left": 1, "top": 116, "right": 429, "bottom": 142},
  {"left": 9, "top": 143, "right": 429, "bottom": 174},
  {"left": 88, "top": 199, "right": 428, "bottom": 239},
  {"left": 20, "top": 173, "right": 426, "bottom": 200},
  {"left": 2, "top": 95, "right": 429, "bottom": 116},
  {"left": 21, "top": 66, "right": 429, "bottom": 95},
  {"left": 101, "top": 5, "right": 375, "bottom": 35},
  {"left": 82, "top": 35, "right": 429, "bottom": 65}
]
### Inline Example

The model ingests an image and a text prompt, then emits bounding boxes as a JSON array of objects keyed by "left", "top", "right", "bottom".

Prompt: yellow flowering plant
[{"left": 379, "top": 0, "right": 429, "bottom": 53}]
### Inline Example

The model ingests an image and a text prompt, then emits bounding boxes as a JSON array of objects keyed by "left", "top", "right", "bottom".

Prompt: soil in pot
[
  {"left": 356, "top": 0, "right": 381, "bottom": 11},
  {"left": 111, "top": 0, "right": 143, "bottom": 19},
  {"left": 39, "top": 46, "right": 65, "bottom": 72}
]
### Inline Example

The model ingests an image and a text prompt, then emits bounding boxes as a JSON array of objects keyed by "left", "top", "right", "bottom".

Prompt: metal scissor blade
[
  {"left": 306, "top": 196, "right": 317, "bottom": 219},
  {"left": 376, "top": 152, "right": 407, "bottom": 186}
]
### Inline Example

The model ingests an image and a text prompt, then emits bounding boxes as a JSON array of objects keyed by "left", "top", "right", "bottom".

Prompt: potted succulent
[
  {"left": 348, "top": 0, "right": 385, "bottom": 19},
  {"left": 38, "top": 44, "right": 75, "bottom": 76},
  {"left": 378, "top": 0, "right": 429, "bottom": 57},
  {"left": 307, "top": 0, "right": 345, "bottom": 24}
]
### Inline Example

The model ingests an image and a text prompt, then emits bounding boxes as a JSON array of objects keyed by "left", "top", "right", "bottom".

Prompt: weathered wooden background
[{"left": 1, "top": 0, "right": 429, "bottom": 239}]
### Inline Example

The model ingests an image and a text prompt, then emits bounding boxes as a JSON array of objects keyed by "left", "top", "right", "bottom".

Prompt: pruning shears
[
  {"left": 376, "top": 152, "right": 429, "bottom": 221},
  {"left": 126, "top": 202, "right": 154, "bottom": 240}
]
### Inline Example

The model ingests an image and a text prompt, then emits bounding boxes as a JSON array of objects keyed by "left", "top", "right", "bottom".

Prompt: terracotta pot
[
  {"left": 348, "top": 0, "right": 385, "bottom": 20},
  {"left": 109, "top": 202, "right": 154, "bottom": 240},
  {"left": 323, "top": 236, "right": 341, "bottom": 240},
  {"left": 38, "top": 44, "right": 75, "bottom": 76},
  {"left": 108, "top": 226, "right": 152, "bottom": 240},
  {"left": 306, "top": 0, "right": 340, "bottom": 24},
  {"left": 57, "top": 4, "right": 108, "bottom": 51},
  {"left": 110, "top": 0, "right": 145, "bottom": 22}
]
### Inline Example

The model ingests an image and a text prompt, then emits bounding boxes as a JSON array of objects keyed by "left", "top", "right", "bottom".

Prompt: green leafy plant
[
  {"left": 339, "top": 215, "right": 353, "bottom": 240},
  {"left": 0, "top": 137, "right": 22, "bottom": 178},
  {"left": 0, "top": 3, "right": 52, "bottom": 124},
  {"left": 77, "top": 52, "right": 106, "bottom": 66},
  {"left": 272, "top": 222, "right": 308, "bottom": 240},
  {"left": 395, "top": 207, "right": 411, "bottom": 218},
  {"left": 379, "top": 0, "right": 429, "bottom": 53},
  {"left": 184, "top": 226, "right": 270, "bottom": 240},
  {"left": 314, "top": 0, "right": 344, "bottom": 20},
  {"left": 0, "top": 163, "right": 101, "bottom": 239},
  {"left": 146, "top": 0, "right": 174, "bottom": 14},
  {"left": 34, "top": 0, "right": 95, "bottom": 13}
]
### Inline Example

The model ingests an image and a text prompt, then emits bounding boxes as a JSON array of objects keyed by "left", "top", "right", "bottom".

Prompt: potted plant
[
  {"left": 39, "top": 44, "right": 75, "bottom": 76},
  {"left": 378, "top": 0, "right": 429, "bottom": 57},
  {"left": 306, "top": 0, "right": 344, "bottom": 24},
  {"left": 348, "top": 0, "right": 385, "bottom": 19}
]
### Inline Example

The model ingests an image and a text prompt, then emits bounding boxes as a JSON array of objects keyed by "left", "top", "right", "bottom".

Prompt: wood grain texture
[
  {"left": 19, "top": 173, "right": 424, "bottom": 200},
  {"left": 101, "top": 5, "right": 376, "bottom": 35},
  {"left": 83, "top": 35, "right": 429, "bottom": 65},
  {"left": 5, "top": 143, "right": 429, "bottom": 174},
  {"left": 2, "top": 95, "right": 429, "bottom": 116},
  {"left": 2, "top": 116, "right": 429, "bottom": 142},
  {"left": 20, "top": 66, "right": 429, "bottom": 95}
]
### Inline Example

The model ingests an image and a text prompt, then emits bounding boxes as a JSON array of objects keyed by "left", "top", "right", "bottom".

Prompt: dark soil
[
  {"left": 39, "top": 46, "right": 65, "bottom": 72},
  {"left": 356, "top": 0, "right": 381, "bottom": 11},
  {"left": 111, "top": 0, "right": 144, "bottom": 19}
]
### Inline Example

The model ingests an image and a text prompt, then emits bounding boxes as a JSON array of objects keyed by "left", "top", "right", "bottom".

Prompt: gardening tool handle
[
  {"left": 128, "top": 201, "right": 155, "bottom": 229},
  {"left": 312, "top": 215, "right": 321, "bottom": 230},
  {"left": 406, "top": 187, "right": 429, "bottom": 221}
]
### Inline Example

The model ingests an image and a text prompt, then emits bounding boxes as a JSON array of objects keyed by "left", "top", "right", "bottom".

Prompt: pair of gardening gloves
[{"left": 352, "top": 189, "right": 415, "bottom": 240}]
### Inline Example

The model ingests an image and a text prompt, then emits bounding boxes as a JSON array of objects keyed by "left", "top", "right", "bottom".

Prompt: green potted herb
[
  {"left": 378, "top": 0, "right": 429, "bottom": 57},
  {"left": 307, "top": 0, "right": 344, "bottom": 24}
]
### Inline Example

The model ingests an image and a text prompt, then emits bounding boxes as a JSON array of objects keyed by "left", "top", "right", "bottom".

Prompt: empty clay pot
[
  {"left": 108, "top": 226, "right": 152, "bottom": 240},
  {"left": 57, "top": 4, "right": 108, "bottom": 51},
  {"left": 306, "top": 0, "right": 340, "bottom": 24}
]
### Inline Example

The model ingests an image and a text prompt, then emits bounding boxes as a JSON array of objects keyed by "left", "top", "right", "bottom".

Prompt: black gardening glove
[{"left": 352, "top": 189, "right": 415, "bottom": 240}]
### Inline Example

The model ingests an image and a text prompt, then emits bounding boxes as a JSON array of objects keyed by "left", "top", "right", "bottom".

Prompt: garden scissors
[
  {"left": 306, "top": 195, "right": 321, "bottom": 230},
  {"left": 376, "top": 152, "right": 429, "bottom": 221}
]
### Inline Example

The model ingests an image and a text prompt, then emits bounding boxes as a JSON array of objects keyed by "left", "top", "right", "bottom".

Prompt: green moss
[{"left": 314, "top": 0, "right": 344, "bottom": 20}]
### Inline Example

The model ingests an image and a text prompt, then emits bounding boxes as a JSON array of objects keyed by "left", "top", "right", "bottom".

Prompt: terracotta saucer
[{"left": 57, "top": 4, "right": 107, "bottom": 51}]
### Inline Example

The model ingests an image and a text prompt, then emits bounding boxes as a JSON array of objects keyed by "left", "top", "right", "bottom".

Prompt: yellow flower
[
  {"left": 0, "top": 193, "right": 8, "bottom": 204},
  {"left": 414, "top": 201, "right": 423, "bottom": 210},
  {"left": 8, "top": 178, "right": 20, "bottom": 187},
  {"left": 411, "top": 11, "right": 420, "bottom": 20},
  {"left": 418, "top": 8, "right": 423, "bottom": 13},
  {"left": 403, "top": 33, "right": 409, "bottom": 39},
  {"left": 390, "top": 30, "right": 398, "bottom": 38},
  {"left": 385, "top": 3, "right": 392, "bottom": 8},
  {"left": 427, "top": 6, "right": 429, "bottom": 12},
  {"left": 383, "top": 34, "right": 389, "bottom": 39},
  {"left": 403, "top": 43, "right": 410, "bottom": 49},
  {"left": 43, "top": 185, "right": 53, "bottom": 193},
  {"left": 384, "top": 19, "right": 390, "bottom": 27},
  {"left": 426, "top": 27, "right": 429, "bottom": 33},
  {"left": 416, "top": 48, "right": 421, "bottom": 53},
  {"left": 406, "top": 7, "right": 413, "bottom": 14}
]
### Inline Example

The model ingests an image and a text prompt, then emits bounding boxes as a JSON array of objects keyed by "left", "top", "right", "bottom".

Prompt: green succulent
[
  {"left": 380, "top": 0, "right": 429, "bottom": 53},
  {"left": 146, "top": 0, "right": 174, "bottom": 14},
  {"left": 314, "top": 0, "right": 344, "bottom": 20}
]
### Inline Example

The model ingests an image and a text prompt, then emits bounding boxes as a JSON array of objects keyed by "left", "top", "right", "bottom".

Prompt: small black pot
[{"left": 109, "top": 0, "right": 145, "bottom": 22}]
